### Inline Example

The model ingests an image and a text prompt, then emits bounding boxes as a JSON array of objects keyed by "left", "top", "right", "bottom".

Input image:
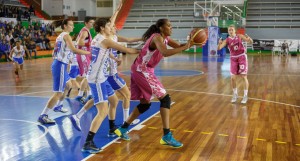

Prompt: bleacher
[
  {"left": 118, "top": 0, "right": 205, "bottom": 40},
  {"left": 246, "top": 0, "right": 300, "bottom": 28}
]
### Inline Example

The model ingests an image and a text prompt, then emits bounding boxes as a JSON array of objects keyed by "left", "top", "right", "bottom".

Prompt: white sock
[
  {"left": 76, "top": 108, "right": 86, "bottom": 119},
  {"left": 244, "top": 90, "right": 248, "bottom": 96},
  {"left": 123, "top": 108, "right": 129, "bottom": 122},
  {"left": 88, "top": 90, "right": 92, "bottom": 96},
  {"left": 78, "top": 90, "right": 84, "bottom": 97},
  {"left": 56, "top": 100, "right": 63, "bottom": 106},
  {"left": 233, "top": 88, "right": 238, "bottom": 95},
  {"left": 41, "top": 107, "right": 50, "bottom": 115}
]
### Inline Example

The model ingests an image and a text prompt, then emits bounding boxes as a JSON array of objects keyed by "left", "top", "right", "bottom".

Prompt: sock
[
  {"left": 76, "top": 108, "right": 86, "bottom": 119},
  {"left": 121, "top": 121, "right": 130, "bottom": 129},
  {"left": 109, "top": 120, "right": 115, "bottom": 130},
  {"left": 244, "top": 90, "right": 248, "bottom": 96},
  {"left": 85, "top": 131, "right": 95, "bottom": 142},
  {"left": 233, "top": 88, "right": 238, "bottom": 95},
  {"left": 123, "top": 108, "right": 129, "bottom": 122},
  {"left": 78, "top": 90, "right": 84, "bottom": 97},
  {"left": 41, "top": 107, "right": 50, "bottom": 115},
  {"left": 163, "top": 128, "right": 170, "bottom": 135},
  {"left": 56, "top": 100, "right": 63, "bottom": 106}
]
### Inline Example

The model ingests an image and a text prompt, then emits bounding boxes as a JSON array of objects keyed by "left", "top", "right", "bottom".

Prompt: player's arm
[
  {"left": 153, "top": 35, "right": 191, "bottom": 57},
  {"left": 64, "top": 34, "right": 90, "bottom": 55},
  {"left": 76, "top": 31, "right": 88, "bottom": 46},
  {"left": 102, "top": 39, "right": 139, "bottom": 55},
  {"left": 239, "top": 34, "right": 253, "bottom": 44},
  {"left": 9, "top": 49, "right": 13, "bottom": 60},
  {"left": 117, "top": 36, "right": 142, "bottom": 43},
  {"left": 109, "top": 0, "right": 123, "bottom": 28},
  {"left": 109, "top": 52, "right": 121, "bottom": 66},
  {"left": 218, "top": 38, "right": 227, "bottom": 50}
]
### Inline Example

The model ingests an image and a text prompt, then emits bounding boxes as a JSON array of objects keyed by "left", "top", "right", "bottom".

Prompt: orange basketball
[{"left": 190, "top": 28, "right": 207, "bottom": 45}]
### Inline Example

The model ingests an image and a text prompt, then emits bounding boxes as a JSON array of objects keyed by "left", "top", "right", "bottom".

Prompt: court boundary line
[{"left": 0, "top": 119, "right": 49, "bottom": 147}]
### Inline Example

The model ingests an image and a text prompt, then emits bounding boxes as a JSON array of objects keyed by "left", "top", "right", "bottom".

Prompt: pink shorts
[
  {"left": 130, "top": 70, "right": 166, "bottom": 101},
  {"left": 76, "top": 54, "right": 91, "bottom": 77},
  {"left": 230, "top": 54, "right": 248, "bottom": 75}
]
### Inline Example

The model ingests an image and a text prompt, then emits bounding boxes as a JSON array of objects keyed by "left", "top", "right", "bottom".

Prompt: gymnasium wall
[{"left": 246, "top": 29, "right": 300, "bottom": 39}]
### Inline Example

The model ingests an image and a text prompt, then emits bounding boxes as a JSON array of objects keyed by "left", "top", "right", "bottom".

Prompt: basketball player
[
  {"left": 73, "top": 17, "right": 95, "bottom": 104},
  {"left": 114, "top": 19, "right": 194, "bottom": 148},
  {"left": 37, "top": 19, "right": 90, "bottom": 124},
  {"left": 218, "top": 25, "right": 253, "bottom": 104},
  {"left": 70, "top": 0, "right": 141, "bottom": 136},
  {"left": 9, "top": 40, "right": 28, "bottom": 78},
  {"left": 80, "top": 18, "right": 139, "bottom": 153}
]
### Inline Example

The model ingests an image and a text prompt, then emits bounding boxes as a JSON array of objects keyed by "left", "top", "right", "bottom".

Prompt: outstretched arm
[
  {"left": 64, "top": 34, "right": 90, "bottom": 55},
  {"left": 218, "top": 38, "right": 227, "bottom": 50},
  {"left": 239, "top": 34, "right": 253, "bottom": 44},
  {"left": 117, "top": 36, "right": 142, "bottom": 43},
  {"left": 110, "top": 0, "right": 123, "bottom": 28}
]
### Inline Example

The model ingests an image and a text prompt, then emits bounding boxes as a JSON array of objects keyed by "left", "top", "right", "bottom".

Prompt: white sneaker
[
  {"left": 131, "top": 119, "right": 140, "bottom": 125},
  {"left": 231, "top": 94, "right": 238, "bottom": 103},
  {"left": 241, "top": 96, "right": 248, "bottom": 104}
]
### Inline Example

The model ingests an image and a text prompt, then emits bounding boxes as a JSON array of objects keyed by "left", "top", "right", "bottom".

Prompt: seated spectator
[
  {"left": 26, "top": 40, "right": 37, "bottom": 59},
  {"left": 35, "top": 35, "right": 46, "bottom": 50},
  {"left": 29, "top": 5, "right": 35, "bottom": 16},
  {"left": 281, "top": 40, "right": 289, "bottom": 55},
  {"left": 0, "top": 39, "right": 10, "bottom": 61},
  {"left": 42, "top": 35, "right": 51, "bottom": 50}
]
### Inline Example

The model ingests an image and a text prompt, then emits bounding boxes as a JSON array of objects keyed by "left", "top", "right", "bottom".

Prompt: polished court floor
[{"left": 0, "top": 53, "right": 299, "bottom": 161}]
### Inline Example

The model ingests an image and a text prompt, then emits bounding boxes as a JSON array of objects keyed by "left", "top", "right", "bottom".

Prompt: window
[{"left": 97, "top": 0, "right": 112, "bottom": 7}]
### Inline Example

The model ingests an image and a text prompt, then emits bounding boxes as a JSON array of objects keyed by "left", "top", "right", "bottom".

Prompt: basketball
[{"left": 190, "top": 28, "right": 207, "bottom": 45}]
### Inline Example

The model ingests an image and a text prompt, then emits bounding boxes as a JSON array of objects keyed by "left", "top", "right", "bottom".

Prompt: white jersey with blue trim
[
  {"left": 87, "top": 34, "right": 110, "bottom": 83},
  {"left": 109, "top": 35, "right": 118, "bottom": 76},
  {"left": 52, "top": 32, "right": 72, "bottom": 64},
  {"left": 12, "top": 45, "right": 25, "bottom": 58}
]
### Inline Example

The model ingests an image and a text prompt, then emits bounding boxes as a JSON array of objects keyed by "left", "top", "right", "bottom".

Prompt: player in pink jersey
[
  {"left": 114, "top": 19, "right": 195, "bottom": 148},
  {"left": 72, "top": 17, "right": 95, "bottom": 104},
  {"left": 218, "top": 25, "right": 253, "bottom": 104}
]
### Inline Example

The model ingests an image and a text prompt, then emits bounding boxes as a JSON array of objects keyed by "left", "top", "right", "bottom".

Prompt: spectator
[
  {"left": 29, "top": 5, "right": 34, "bottom": 16},
  {"left": 26, "top": 39, "right": 37, "bottom": 59}
]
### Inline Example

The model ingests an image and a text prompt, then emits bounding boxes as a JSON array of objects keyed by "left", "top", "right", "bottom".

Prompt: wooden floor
[{"left": 0, "top": 53, "right": 300, "bottom": 161}]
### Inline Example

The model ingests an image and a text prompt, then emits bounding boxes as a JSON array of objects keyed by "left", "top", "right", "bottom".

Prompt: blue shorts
[
  {"left": 89, "top": 80, "right": 115, "bottom": 105},
  {"left": 52, "top": 60, "right": 70, "bottom": 92},
  {"left": 69, "top": 65, "right": 79, "bottom": 80},
  {"left": 107, "top": 74, "right": 126, "bottom": 90},
  {"left": 13, "top": 57, "right": 24, "bottom": 65}
]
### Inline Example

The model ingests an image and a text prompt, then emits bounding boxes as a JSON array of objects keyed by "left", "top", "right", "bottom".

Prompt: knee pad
[
  {"left": 137, "top": 103, "right": 151, "bottom": 114},
  {"left": 160, "top": 94, "right": 171, "bottom": 109}
]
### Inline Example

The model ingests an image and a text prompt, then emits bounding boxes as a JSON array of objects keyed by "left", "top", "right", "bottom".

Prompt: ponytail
[
  {"left": 52, "top": 19, "right": 71, "bottom": 29},
  {"left": 142, "top": 19, "right": 168, "bottom": 41}
]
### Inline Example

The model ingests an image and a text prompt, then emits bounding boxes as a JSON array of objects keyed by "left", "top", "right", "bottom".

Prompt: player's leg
[{"left": 230, "top": 57, "right": 238, "bottom": 103}]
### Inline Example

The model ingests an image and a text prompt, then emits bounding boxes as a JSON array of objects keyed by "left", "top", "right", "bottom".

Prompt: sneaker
[
  {"left": 160, "top": 132, "right": 183, "bottom": 148},
  {"left": 75, "top": 96, "right": 86, "bottom": 104},
  {"left": 114, "top": 127, "right": 130, "bottom": 141},
  {"left": 70, "top": 115, "right": 81, "bottom": 131},
  {"left": 81, "top": 141, "right": 102, "bottom": 154},
  {"left": 38, "top": 114, "right": 55, "bottom": 124},
  {"left": 241, "top": 95, "right": 248, "bottom": 104},
  {"left": 231, "top": 94, "right": 238, "bottom": 103},
  {"left": 84, "top": 95, "right": 93, "bottom": 103},
  {"left": 107, "top": 127, "right": 117, "bottom": 137},
  {"left": 131, "top": 119, "right": 140, "bottom": 125},
  {"left": 53, "top": 105, "right": 68, "bottom": 113}
]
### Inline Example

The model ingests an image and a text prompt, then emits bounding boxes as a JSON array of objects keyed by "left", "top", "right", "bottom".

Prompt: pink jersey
[
  {"left": 76, "top": 27, "right": 92, "bottom": 77},
  {"left": 131, "top": 33, "right": 169, "bottom": 73},
  {"left": 130, "top": 33, "right": 169, "bottom": 101},
  {"left": 226, "top": 35, "right": 245, "bottom": 56}
]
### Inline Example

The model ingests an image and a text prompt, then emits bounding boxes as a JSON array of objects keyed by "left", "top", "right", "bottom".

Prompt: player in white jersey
[
  {"left": 9, "top": 40, "right": 29, "bottom": 78},
  {"left": 79, "top": 17, "right": 139, "bottom": 154},
  {"left": 70, "top": 0, "right": 142, "bottom": 138},
  {"left": 37, "top": 19, "right": 90, "bottom": 125},
  {"left": 68, "top": 50, "right": 80, "bottom": 93}
]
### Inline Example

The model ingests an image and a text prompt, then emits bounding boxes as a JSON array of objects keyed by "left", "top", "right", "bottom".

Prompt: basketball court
[{"left": 1, "top": 0, "right": 300, "bottom": 161}]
